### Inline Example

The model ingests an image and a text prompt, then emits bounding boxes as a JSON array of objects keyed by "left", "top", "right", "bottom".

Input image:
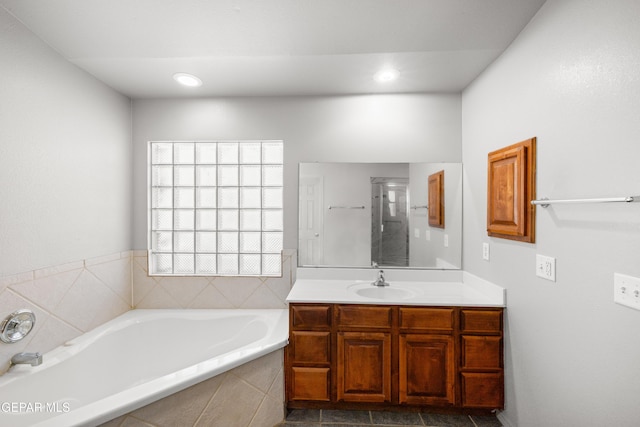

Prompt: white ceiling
[{"left": 0, "top": 0, "right": 546, "bottom": 98}]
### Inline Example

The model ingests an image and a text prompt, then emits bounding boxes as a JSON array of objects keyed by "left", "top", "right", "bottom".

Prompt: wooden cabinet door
[
  {"left": 337, "top": 332, "right": 391, "bottom": 403},
  {"left": 486, "top": 137, "right": 536, "bottom": 242},
  {"left": 399, "top": 334, "right": 455, "bottom": 406}
]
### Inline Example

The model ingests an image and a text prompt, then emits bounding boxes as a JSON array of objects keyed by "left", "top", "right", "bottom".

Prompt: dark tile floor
[{"left": 277, "top": 409, "right": 502, "bottom": 427}]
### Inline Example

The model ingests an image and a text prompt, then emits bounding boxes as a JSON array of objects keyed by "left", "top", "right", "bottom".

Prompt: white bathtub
[{"left": 0, "top": 309, "right": 289, "bottom": 427}]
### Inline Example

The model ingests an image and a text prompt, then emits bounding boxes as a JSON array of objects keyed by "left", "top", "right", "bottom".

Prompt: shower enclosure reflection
[
  {"left": 371, "top": 177, "right": 409, "bottom": 267},
  {"left": 298, "top": 162, "right": 462, "bottom": 269}
]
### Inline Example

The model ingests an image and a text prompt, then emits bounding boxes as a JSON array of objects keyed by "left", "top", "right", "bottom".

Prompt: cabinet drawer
[
  {"left": 337, "top": 305, "right": 392, "bottom": 329},
  {"left": 291, "top": 331, "right": 331, "bottom": 364},
  {"left": 461, "top": 336, "right": 502, "bottom": 369},
  {"left": 460, "top": 310, "right": 502, "bottom": 333},
  {"left": 290, "top": 367, "right": 331, "bottom": 401},
  {"left": 291, "top": 304, "right": 331, "bottom": 329},
  {"left": 400, "top": 307, "right": 454, "bottom": 332},
  {"left": 461, "top": 372, "right": 504, "bottom": 408}
]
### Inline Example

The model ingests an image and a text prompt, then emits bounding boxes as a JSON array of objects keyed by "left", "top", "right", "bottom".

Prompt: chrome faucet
[
  {"left": 372, "top": 269, "right": 390, "bottom": 287},
  {"left": 10, "top": 352, "right": 42, "bottom": 367}
]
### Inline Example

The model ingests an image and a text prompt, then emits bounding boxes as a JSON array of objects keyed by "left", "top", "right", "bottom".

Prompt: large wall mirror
[{"left": 298, "top": 162, "right": 462, "bottom": 269}]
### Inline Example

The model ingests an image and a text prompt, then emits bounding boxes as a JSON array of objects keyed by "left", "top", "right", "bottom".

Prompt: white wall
[
  {"left": 462, "top": 1, "right": 640, "bottom": 426},
  {"left": 132, "top": 95, "right": 462, "bottom": 251},
  {"left": 0, "top": 7, "right": 132, "bottom": 276}
]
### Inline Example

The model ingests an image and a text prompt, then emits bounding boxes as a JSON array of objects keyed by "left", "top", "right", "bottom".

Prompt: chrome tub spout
[{"left": 11, "top": 352, "right": 42, "bottom": 367}]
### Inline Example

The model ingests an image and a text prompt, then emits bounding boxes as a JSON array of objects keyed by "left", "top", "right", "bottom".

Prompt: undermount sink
[{"left": 350, "top": 283, "right": 417, "bottom": 300}]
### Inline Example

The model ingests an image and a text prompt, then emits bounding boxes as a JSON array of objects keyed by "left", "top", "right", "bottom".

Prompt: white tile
[
  {"left": 86, "top": 257, "right": 132, "bottom": 304},
  {"left": 132, "top": 261, "right": 157, "bottom": 307},
  {"left": 197, "top": 374, "right": 264, "bottom": 426},
  {"left": 119, "top": 417, "right": 158, "bottom": 427},
  {"left": 10, "top": 268, "right": 81, "bottom": 313},
  {"left": 34, "top": 260, "right": 84, "bottom": 279},
  {"left": 28, "top": 315, "right": 82, "bottom": 354},
  {"left": 135, "top": 284, "right": 181, "bottom": 309},
  {"left": 97, "top": 415, "right": 127, "bottom": 427},
  {"left": 240, "top": 285, "right": 287, "bottom": 309},
  {"left": 233, "top": 350, "right": 283, "bottom": 393},
  {"left": 131, "top": 373, "right": 223, "bottom": 426},
  {"left": 187, "top": 285, "right": 234, "bottom": 309},
  {"left": 249, "top": 393, "right": 285, "bottom": 427},
  {"left": 263, "top": 276, "right": 292, "bottom": 302},
  {"left": 133, "top": 253, "right": 150, "bottom": 272},
  {"left": 263, "top": 258, "right": 293, "bottom": 302},
  {"left": 267, "top": 365, "right": 285, "bottom": 401},
  {"left": 0, "top": 270, "right": 34, "bottom": 291},
  {"left": 156, "top": 276, "right": 209, "bottom": 308},
  {"left": 53, "top": 270, "right": 128, "bottom": 332},
  {"left": 211, "top": 277, "right": 263, "bottom": 307}
]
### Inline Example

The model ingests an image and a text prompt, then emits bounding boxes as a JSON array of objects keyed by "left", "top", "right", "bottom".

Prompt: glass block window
[{"left": 148, "top": 141, "right": 283, "bottom": 276}]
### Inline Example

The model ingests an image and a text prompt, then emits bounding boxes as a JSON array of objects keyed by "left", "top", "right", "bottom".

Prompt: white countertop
[{"left": 287, "top": 272, "right": 505, "bottom": 307}]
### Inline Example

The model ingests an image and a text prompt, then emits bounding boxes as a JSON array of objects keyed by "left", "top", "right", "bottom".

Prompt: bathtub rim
[{"left": 0, "top": 308, "right": 289, "bottom": 427}]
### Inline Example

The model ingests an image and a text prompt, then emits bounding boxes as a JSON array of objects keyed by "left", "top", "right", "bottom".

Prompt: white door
[{"left": 298, "top": 177, "right": 324, "bottom": 265}]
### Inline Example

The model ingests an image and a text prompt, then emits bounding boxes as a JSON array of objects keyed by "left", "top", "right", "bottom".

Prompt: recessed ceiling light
[
  {"left": 173, "top": 72, "right": 202, "bottom": 87},
  {"left": 374, "top": 69, "right": 398, "bottom": 83}
]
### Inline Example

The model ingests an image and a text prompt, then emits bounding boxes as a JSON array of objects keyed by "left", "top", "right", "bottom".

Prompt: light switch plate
[
  {"left": 414, "top": 228, "right": 420, "bottom": 238},
  {"left": 614, "top": 273, "right": 640, "bottom": 311},
  {"left": 482, "top": 243, "right": 490, "bottom": 261},
  {"left": 536, "top": 254, "right": 556, "bottom": 281},
  {"left": 444, "top": 234, "right": 449, "bottom": 247},
  {"left": 425, "top": 230, "right": 431, "bottom": 241}
]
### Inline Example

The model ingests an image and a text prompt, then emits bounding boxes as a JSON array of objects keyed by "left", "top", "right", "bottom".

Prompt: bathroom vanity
[{"left": 285, "top": 276, "right": 505, "bottom": 413}]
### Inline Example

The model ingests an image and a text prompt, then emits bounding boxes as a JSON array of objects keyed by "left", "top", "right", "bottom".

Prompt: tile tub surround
[
  {"left": 99, "top": 349, "right": 285, "bottom": 427},
  {"left": 133, "top": 249, "right": 297, "bottom": 309},
  {"left": 0, "top": 248, "right": 295, "bottom": 370},
  {"left": 0, "top": 251, "right": 132, "bottom": 371},
  {"left": 279, "top": 409, "right": 503, "bottom": 426}
]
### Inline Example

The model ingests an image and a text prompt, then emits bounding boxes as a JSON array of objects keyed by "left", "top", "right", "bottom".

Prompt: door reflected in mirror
[{"left": 298, "top": 162, "right": 462, "bottom": 269}]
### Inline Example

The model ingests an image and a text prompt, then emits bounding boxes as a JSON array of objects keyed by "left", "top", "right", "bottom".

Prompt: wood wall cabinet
[
  {"left": 428, "top": 170, "right": 445, "bottom": 228},
  {"left": 487, "top": 137, "right": 536, "bottom": 242},
  {"left": 286, "top": 303, "right": 504, "bottom": 413}
]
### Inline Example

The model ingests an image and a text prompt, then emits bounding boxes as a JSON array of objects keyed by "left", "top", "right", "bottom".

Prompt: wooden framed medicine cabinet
[
  {"left": 428, "top": 170, "right": 445, "bottom": 228},
  {"left": 486, "top": 137, "right": 536, "bottom": 243}
]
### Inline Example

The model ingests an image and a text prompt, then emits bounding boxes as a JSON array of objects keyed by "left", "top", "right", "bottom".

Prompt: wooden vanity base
[{"left": 286, "top": 303, "right": 504, "bottom": 413}]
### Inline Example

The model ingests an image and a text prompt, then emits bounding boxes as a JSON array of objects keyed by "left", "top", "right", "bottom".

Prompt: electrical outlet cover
[
  {"left": 614, "top": 273, "right": 640, "bottom": 311},
  {"left": 536, "top": 254, "right": 556, "bottom": 281}
]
